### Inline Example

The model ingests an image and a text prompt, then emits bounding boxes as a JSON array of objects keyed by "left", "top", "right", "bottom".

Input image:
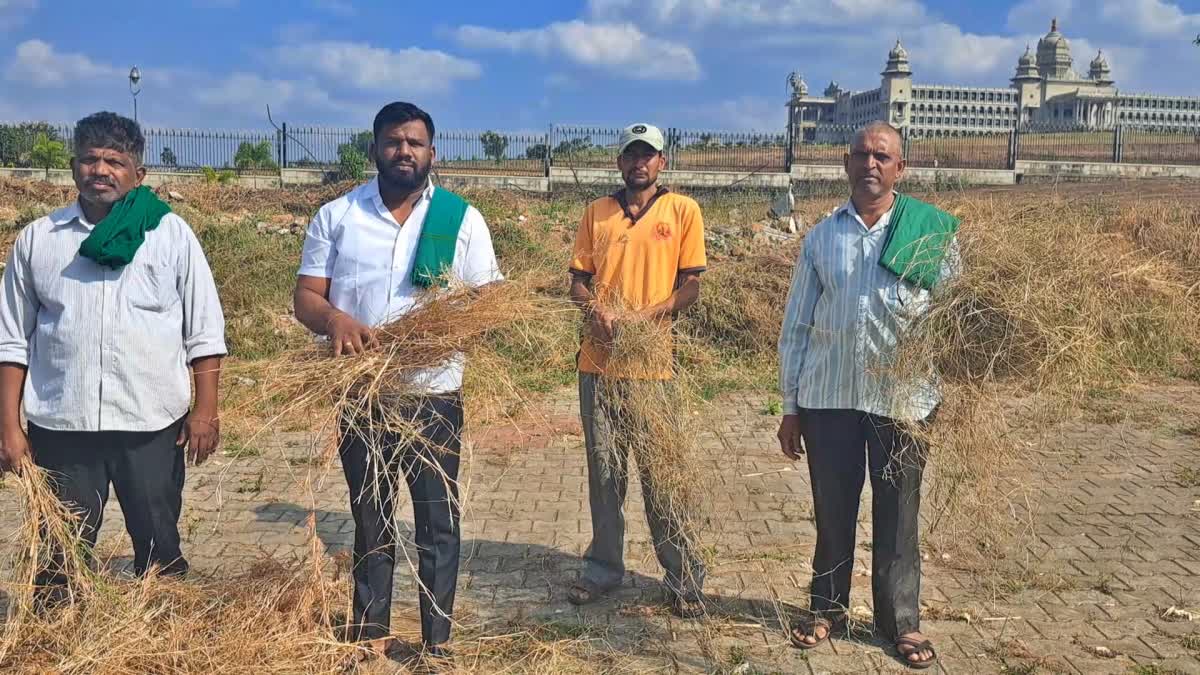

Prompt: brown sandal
[
  {"left": 789, "top": 616, "right": 834, "bottom": 650},
  {"left": 894, "top": 635, "right": 938, "bottom": 670}
]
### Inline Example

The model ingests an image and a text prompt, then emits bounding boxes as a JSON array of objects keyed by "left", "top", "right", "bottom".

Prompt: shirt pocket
[{"left": 123, "top": 262, "right": 176, "bottom": 312}]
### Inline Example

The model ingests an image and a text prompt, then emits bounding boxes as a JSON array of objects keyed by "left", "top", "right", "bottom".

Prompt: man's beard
[
  {"left": 623, "top": 172, "right": 655, "bottom": 191},
  {"left": 377, "top": 157, "right": 432, "bottom": 192}
]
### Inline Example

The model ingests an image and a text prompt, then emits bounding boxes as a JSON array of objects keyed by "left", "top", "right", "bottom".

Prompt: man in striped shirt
[
  {"left": 777, "top": 121, "right": 955, "bottom": 669},
  {"left": 0, "top": 112, "right": 226, "bottom": 600}
]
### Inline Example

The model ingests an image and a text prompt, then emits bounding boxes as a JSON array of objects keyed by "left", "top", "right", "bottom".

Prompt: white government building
[{"left": 787, "top": 19, "right": 1200, "bottom": 140}]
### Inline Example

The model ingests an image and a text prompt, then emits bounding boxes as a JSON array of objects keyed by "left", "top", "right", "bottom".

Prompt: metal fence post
[
  {"left": 1112, "top": 125, "right": 1122, "bottom": 163},
  {"left": 544, "top": 124, "right": 553, "bottom": 177},
  {"left": 281, "top": 122, "right": 288, "bottom": 169}
]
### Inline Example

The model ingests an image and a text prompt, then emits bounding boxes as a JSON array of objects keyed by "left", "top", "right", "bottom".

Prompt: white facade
[{"left": 787, "top": 19, "right": 1200, "bottom": 140}]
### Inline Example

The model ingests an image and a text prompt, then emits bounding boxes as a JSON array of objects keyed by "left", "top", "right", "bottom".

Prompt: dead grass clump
[
  {"left": 886, "top": 195, "right": 1200, "bottom": 549},
  {"left": 0, "top": 469, "right": 350, "bottom": 673}
]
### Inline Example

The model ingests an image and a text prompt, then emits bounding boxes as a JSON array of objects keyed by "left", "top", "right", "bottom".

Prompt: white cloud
[
  {"left": 588, "top": 0, "right": 927, "bottom": 28},
  {"left": 454, "top": 20, "right": 701, "bottom": 81},
  {"left": 273, "top": 41, "right": 481, "bottom": 93},
  {"left": 1098, "top": 0, "right": 1200, "bottom": 38},
  {"left": 191, "top": 72, "right": 336, "bottom": 112},
  {"left": 906, "top": 24, "right": 1027, "bottom": 79},
  {"left": 0, "top": 0, "right": 36, "bottom": 30},
  {"left": 1006, "top": 0, "right": 1073, "bottom": 33},
  {"left": 5, "top": 39, "right": 123, "bottom": 86},
  {"left": 672, "top": 95, "right": 784, "bottom": 131}
]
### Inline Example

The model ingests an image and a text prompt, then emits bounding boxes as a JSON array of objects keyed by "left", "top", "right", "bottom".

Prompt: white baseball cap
[{"left": 617, "top": 123, "right": 665, "bottom": 154}]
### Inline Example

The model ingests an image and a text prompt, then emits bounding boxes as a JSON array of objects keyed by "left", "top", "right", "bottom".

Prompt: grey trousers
[
  {"left": 577, "top": 372, "right": 705, "bottom": 601},
  {"left": 799, "top": 408, "right": 929, "bottom": 640}
]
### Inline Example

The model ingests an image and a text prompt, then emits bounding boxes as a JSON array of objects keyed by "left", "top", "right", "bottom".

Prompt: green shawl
[
  {"left": 410, "top": 187, "right": 470, "bottom": 288},
  {"left": 878, "top": 193, "right": 960, "bottom": 290},
  {"left": 79, "top": 186, "right": 172, "bottom": 269}
]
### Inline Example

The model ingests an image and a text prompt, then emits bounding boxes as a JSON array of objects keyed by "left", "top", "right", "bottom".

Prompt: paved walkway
[{"left": 1, "top": 382, "right": 1198, "bottom": 674}]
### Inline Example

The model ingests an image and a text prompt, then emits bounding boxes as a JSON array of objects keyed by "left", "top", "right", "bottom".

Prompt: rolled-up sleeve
[
  {"left": 0, "top": 228, "right": 40, "bottom": 366},
  {"left": 174, "top": 218, "right": 227, "bottom": 362},
  {"left": 457, "top": 206, "right": 504, "bottom": 286},
  {"left": 778, "top": 241, "right": 822, "bottom": 415}
]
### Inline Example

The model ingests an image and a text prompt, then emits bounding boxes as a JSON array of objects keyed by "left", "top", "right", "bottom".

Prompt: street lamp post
[{"left": 128, "top": 66, "right": 141, "bottom": 123}]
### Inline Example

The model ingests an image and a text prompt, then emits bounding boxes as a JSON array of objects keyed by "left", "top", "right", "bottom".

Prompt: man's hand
[
  {"left": 777, "top": 414, "right": 805, "bottom": 460},
  {"left": 588, "top": 308, "right": 618, "bottom": 345},
  {"left": 0, "top": 424, "right": 32, "bottom": 475},
  {"left": 177, "top": 414, "right": 220, "bottom": 465},
  {"left": 326, "top": 312, "right": 379, "bottom": 357}
]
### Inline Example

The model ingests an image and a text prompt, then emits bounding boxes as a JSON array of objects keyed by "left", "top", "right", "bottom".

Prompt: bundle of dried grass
[
  {"left": 591, "top": 315, "right": 713, "bottom": 600},
  {"left": 881, "top": 195, "right": 1200, "bottom": 549}
]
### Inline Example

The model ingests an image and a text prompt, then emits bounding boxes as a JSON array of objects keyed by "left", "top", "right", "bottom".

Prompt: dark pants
[
  {"left": 339, "top": 394, "right": 463, "bottom": 647},
  {"left": 577, "top": 373, "right": 706, "bottom": 601},
  {"left": 799, "top": 408, "right": 929, "bottom": 640},
  {"left": 29, "top": 418, "right": 189, "bottom": 584}
]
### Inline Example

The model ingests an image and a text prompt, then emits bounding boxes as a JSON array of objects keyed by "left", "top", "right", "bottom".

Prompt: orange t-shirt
[{"left": 569, "top": 188, "right": 707, "bottom": 378}]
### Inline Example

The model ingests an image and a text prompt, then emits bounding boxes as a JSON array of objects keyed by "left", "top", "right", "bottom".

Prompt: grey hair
[
  {"left": 851, "top": 121, "right": 903, "bottom": 158},
  {"left": 73, "top": 111, "right": 145, "bottom": 165}
]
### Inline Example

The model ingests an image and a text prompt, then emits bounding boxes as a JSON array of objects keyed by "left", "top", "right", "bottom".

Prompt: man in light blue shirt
[{"left": 777, "top": 121, "right": 954, "bottom": 669}]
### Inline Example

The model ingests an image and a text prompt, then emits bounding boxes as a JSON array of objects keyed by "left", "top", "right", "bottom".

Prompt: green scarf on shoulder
[
  {"left": 877, "top": 193, "right": 960, "bottom": 291},
  {"left": 79, "top": 185, "right": 172, "bottom": 269}
]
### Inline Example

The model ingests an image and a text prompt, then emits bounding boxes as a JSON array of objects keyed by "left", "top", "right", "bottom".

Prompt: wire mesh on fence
[
  {"left": 551, "top": 126, "right": 621, "bottom": 169},
  {"left": 905, "top": 130, "right": 1011, "bottom": 170},
  {"left": 669, "top": 129, "right": 787, "bottom": 172},
  {"left": 1122, "top": 125, "right": 1200, "bottom": 166},
  {"left": 1017, "top": 124, "right": 1115, "bottom": 163}
]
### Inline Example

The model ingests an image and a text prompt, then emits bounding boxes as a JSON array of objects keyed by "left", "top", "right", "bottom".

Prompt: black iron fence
[{"left": 3, "top": 120, "right": 1200, "bottom": 175}]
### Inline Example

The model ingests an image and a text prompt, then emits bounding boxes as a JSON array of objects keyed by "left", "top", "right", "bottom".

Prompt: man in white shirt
[
  {"left": 294, "top": 102, "right": 501, "bottom": 663},
  {"left": 0, "top": 112, "right": 226, "bottom": 597}
]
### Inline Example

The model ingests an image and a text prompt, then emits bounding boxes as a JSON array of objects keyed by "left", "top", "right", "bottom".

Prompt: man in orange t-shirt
[{"left": 565, "top": 123, "right": 708, "bottom": 617}]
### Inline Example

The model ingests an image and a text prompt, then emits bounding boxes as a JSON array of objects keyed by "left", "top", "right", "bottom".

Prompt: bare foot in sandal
[
  {"left": 895, "top": 632, "right": 938, "bottom": 669},
  {"left": 789, "top": 617, "right": 832, "bottom": 649}
]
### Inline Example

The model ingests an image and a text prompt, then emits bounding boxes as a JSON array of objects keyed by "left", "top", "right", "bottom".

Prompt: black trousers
[
  {"left": 339, "top": 394, "right": 463, "bottom": 647},
  {"left": 29, "top": 419, "right": 189, "bottom": 584},
  {"left": 799, "top": 408, "right": 929, "bottom": 640}
]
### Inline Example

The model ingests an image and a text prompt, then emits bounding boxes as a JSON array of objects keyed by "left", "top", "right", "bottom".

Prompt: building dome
[
  {"left": 1036, "top": 18, "right": 1074, "bottom": 79},
  {"left": 882, "top": 38, "right": 912, "bottom": 76},
  {"left": 824, "top": 80, "right": 843, "bottom": 97},
  {"left": 787, "top": 71, "right": 808, "bottom": 97},
  {"left": 1013, "top": 44, "right": 1041, "bottom": 81},
  {"left": 1089, "top": 49, "right": 1112, "bottom": 84}
]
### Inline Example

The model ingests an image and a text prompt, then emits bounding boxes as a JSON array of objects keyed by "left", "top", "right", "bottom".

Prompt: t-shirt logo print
[{"left": 653, "top": 222, "right": 672, "bottom": 241}]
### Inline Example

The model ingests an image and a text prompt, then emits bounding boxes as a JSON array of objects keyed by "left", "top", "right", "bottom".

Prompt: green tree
[
  {"left": 160, "top": 146, "right": 178, "bottom": 167},
  {"left": 334, "top": 131, "right": 372, "bottom": 181},
  {"left": 30, "top": 133, "right": 69, "bottom": 179},
  {"left": 525, "top": 143, "right": 548, "bottom": 160},
  {"left": 479, "top": 130, "right": 509, "bottom": 162},
  {"left": 233, "top": 140, "right": 278, "bottom": 172},
  {"left": 0, "top": 122, "right": 63, "bottom": 168}
]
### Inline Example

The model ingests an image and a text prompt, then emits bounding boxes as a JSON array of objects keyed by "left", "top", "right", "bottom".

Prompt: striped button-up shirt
[
  {"left": 778, "top": 198, "right": 958, "bottom": 422},
  {"left": 0, "top": 202, "right": 227, "bottom": 432}
]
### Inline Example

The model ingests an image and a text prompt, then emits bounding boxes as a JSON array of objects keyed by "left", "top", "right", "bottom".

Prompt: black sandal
[
  {"left": 894, "top": 635, "right": 938, "bottom": 670},
  {"left": 789, "top": 616, "right": 834, "bottom": 650}
]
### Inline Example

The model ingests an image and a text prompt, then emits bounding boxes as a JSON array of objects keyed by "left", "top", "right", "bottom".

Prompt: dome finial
[{"left": 1051, "top": 17, "right": 1057, "bottom": 32}]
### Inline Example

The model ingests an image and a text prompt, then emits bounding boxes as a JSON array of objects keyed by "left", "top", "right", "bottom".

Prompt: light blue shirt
[
  {"left": 0, "top": 202, "right": 227, "bottom": 431},
  {"left": 778, "top": 198, "right": 959, "bottom": 422}
]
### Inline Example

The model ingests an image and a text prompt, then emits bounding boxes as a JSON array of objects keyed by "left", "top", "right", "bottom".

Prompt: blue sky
[{"left": 2, "top": 0, "right": 1198, "bottom": 133}]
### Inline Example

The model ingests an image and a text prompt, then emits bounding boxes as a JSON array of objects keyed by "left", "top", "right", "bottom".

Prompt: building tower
[
  {"left": 1036, "top": 18, "right": 1073, "bottom": 80},
  {"left": 881, "top": 39, "right": 913, "bottom": 128},
  {"left": 1011, "top": 45, "right": 1042, "bottom": 124}
]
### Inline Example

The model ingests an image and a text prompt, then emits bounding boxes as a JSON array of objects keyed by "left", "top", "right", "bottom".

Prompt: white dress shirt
[
  {"left": 778, "top": 199, "right": 959, "bottom": 422},
  {"left": 298, "top": 178, "right": 503, "bottom": 394},
  {"left": 0, "top": 202, "right": 228, "bottom": 432}
]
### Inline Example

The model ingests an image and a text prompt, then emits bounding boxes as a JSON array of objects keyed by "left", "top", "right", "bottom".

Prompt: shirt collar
[
  {"left": 49, "top": 200, "right": 95, "bottom": 229},
  {"left": 837, "top": 191, "right": 898, "bottom": 231}
]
